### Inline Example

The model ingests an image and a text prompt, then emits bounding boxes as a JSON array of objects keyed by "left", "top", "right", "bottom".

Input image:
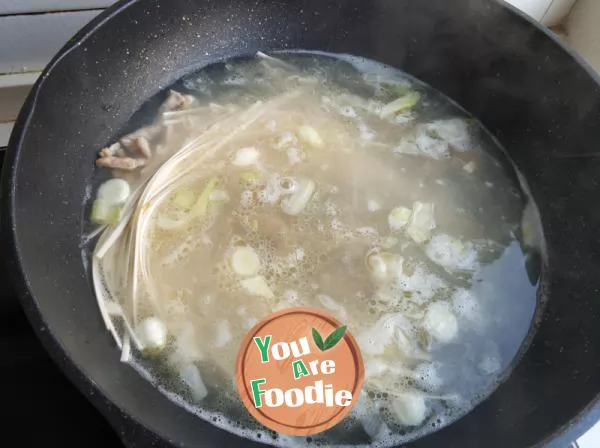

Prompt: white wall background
[
  {"left": 0, "top": 0, "right": 113, "bottom": 14},
  {"left": 0, "top": 0, "right": 596, "bottom": 147},
  {"left": 504, "top": 0, "right": 576, "bottom": 24},
  {"left": 566, "top": 0, "right": 600, "bottom": 74}
]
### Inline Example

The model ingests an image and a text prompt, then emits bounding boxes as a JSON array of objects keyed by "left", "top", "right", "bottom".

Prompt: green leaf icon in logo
[
  {"left": 312, "top": 328, "right": 325, "bottom": 351},
  {"left": 312, "top": 325, "right": 347, "bottom": 351}
]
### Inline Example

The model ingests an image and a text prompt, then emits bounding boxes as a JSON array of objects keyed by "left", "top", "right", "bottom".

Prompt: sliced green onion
[
  {"left": 381, "top": 82, "right": 412, "bottom": 98},
  {"left": 365, "top": 251, "right": 402, "bottom": 284},
  {"left": 406, "top": 202, "right": 436, "bottom": 244},
  {"left": 189, "top": 177, "right": 219, "bottom": 219},
  {"left": 96, "top": 178, "right": 130, "bottom": 203},
  {"left": 91, "top": 200, "right": 122, "bottom": 225},
  {"left": 91, "top": 178, "right": 131, "bottom": 225},
  {"left": 232, "top": 147, "right": 260, "bottom": 166},
  {"left": 240, "top": 276, "right": 274, "bottom": 299},
  {"left": 231, "top": 246, "right": 261, "bottom": 277},
  {"left": 424, "top": 302, "right": 458, "bottom": 343},
  {"left": 390, "top": 391, "right": 428, "bottom": 426},
  {"left": 157, "top": 177, "right": 219, "bottom": 230},
  {"left": 281, "top": 178, "right": 315, "bottom": 216},
  {"left": 388, "top": 206, "right": 412, "bottom": 231},
  {"left": 380, "top": 92, "right": 421, "bottom": 119},
  {"left": 179, "top": 363, "right": 208, "bottom": 401},
  {"left": 297, "top": 126, "right": 324, "bottom": 149},
  {"left": 136, "top": 317, "right": 168, "bottom": 352},
  {"left": 172, "top": 188, "right": 196, "bottom": 208}
]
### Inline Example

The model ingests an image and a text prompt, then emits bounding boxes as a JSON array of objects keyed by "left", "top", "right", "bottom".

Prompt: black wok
[{"left": 3, "top": 0, "right": 600, "bottom": 446}]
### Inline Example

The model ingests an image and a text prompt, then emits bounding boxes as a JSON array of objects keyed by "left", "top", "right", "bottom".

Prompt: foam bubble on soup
[{"left": 85, "top": 51, "right": 544, "bottom": 447}]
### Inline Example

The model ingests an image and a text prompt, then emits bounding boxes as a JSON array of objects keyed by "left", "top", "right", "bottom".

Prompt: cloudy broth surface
[{"left": 85, "top": 52, "right": 544, "bottom": 447}]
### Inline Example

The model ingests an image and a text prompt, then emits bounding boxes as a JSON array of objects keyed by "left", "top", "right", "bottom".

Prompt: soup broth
[{"left": 85, "top": 52, "right": 544, "bottom": 447}]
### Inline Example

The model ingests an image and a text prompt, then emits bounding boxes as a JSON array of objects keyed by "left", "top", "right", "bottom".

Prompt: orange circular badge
[{"left": 235, "top": 308, "right": 364, "bottom": 436}]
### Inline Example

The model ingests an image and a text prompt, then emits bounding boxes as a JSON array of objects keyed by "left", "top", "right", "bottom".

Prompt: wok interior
[{"left": 6, "top": 0, "right": 600, "bottom": 447}]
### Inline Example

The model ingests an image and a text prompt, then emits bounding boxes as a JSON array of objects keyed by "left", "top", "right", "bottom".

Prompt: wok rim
[{"left": 0, "top": 1, "right": 173, "bottom": 445}]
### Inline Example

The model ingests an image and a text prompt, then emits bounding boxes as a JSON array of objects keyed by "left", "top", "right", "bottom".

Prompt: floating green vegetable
[
  {"left": 380, "top": 91, "right": 421, "bottom": 119},
  {"left": 190, "top": 177, "right": 219, "bottom": 218},
  {"left": 157, "top": 177, "right": 218, "bottom": 230},
  {"left": 91, "top": 200, "right": 122, "bottom": 225},
  {"left": 91, "top": 178, "right": 131, "bottom": 225},
  {"left": 381, "top": 82, "right": 412, "bottom": 98}
]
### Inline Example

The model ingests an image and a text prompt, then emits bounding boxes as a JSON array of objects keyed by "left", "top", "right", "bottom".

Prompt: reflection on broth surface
[{"left": 84, "top": 51, "right": 544, "bottom": 446}]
